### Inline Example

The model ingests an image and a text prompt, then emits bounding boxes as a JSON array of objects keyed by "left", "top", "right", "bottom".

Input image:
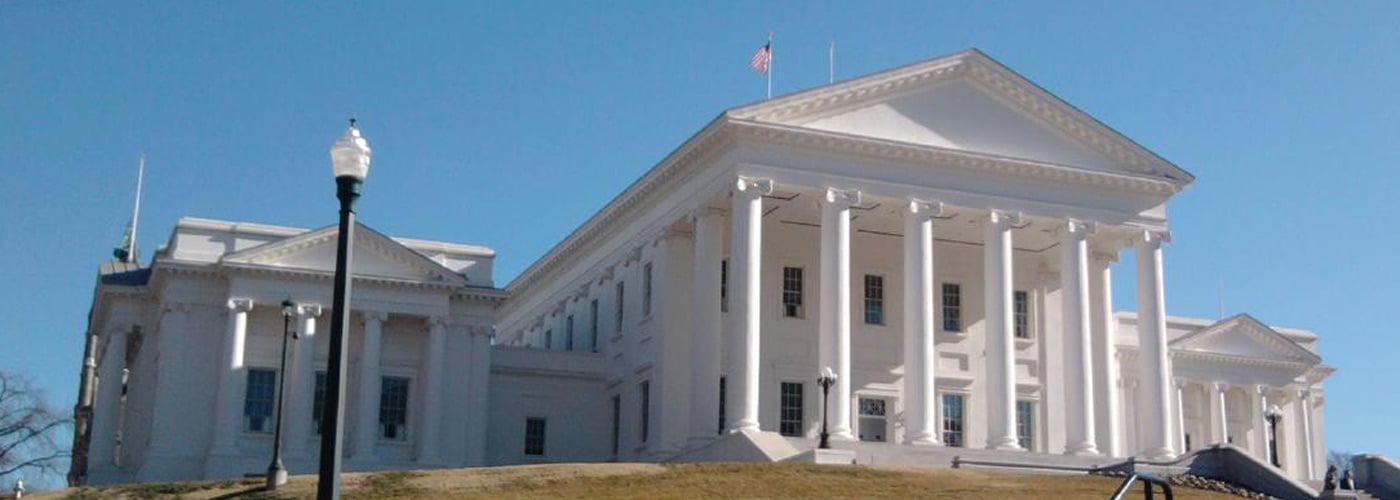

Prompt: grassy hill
[{"left": 44, "top": 463, "right": 1247, "bottom": 499}]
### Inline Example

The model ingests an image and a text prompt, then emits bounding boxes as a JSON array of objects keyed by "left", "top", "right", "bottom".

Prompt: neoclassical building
[{"left": 71, "top": 49, "right": 1333, "bottom": 486}]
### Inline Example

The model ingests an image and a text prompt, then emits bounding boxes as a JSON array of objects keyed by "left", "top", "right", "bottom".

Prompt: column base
[
  {"left": 987, "top": 437, "right": 1023, "bottom": 451},
  {"left": 905, "top": 433, "right": 942, "bottom": 446},
  {"left": 1064, "top": 442, "right": 1101, "bottom": 457},
  {"left": 728, "top": 421, "right": 761, "bottom": 434},
  {"left": 830, "top": 429, "right": 855, "bottom": 441},
  {"left": 1139, "top": 447, "right": 1177, "bottom": 461}
]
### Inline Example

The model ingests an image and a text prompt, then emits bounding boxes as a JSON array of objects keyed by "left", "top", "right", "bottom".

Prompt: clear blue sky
[{"left": 3, "top": 1, "right": 1397, "bottom": 471}]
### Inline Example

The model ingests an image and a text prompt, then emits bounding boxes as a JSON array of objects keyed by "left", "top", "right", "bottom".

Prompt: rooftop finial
[{"left": 349, "top": 116, "right": 357, "bottom": 129}]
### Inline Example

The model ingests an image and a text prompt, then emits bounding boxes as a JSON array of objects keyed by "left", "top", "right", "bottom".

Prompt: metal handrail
[{"left": 1110, "top": 472, "right": 1174, "bottom": 500}]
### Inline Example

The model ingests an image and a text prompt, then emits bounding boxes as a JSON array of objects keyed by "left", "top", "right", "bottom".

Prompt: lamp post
[
  {"left": 317, "top": 120, "right": 371, "bottom": 500},
  {"left": 817, "top": 367, "right": 837, "bottom": 450},
  {"left": 1264, "top": 404, "right": 1283, "bottom": 467},
  {"left": 267, "top": 299, "right": 297, "bottom": 489}
]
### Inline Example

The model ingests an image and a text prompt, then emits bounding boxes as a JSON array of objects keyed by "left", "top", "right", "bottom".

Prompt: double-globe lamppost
[
  {"left": 267, "top": 299, "right": 297, "bottom": 489},
  {"left": 317, "top": 120, "right": 372, "bottom": 499},
  {"left": 817, "top": 367, "right": 838, "bottom": 450},
  {"left": 1264, "top": 404, "right": 1283, "bottom": 468}
]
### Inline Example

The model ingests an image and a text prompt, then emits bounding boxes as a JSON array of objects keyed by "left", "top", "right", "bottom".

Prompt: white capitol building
[{"left": 71, "top": 49, "right": 1334, "bottom": 486}]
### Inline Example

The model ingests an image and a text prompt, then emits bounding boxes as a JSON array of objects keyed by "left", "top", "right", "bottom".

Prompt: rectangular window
[
  {"left": 718, "top": 377, "right": 727, "bottom": 435},
  {"left": 524, "top": 417, "right": 546, "bottom": 456},
  {"left": 782, "top": 266, "right": 804, "bottom": 318},
  {"left": 720, "top": 259, "right": 729, "bottom": 313},
  {"left": 312, "top": 371, "right": 327, "bottom": 435},
  {"left": 859, "top": 398, "right": 888, "bottom": 442},
  {"left": 941, "top": 283, "right": 962, "bottom": 332},
  {"left": 779, "top": 382, "right": 804, "bottom": 437},
  {"left": 243, "top": 369, "right": 276, "bottom": 433},
  {"left": 379, "top": 376, "right": 410, "bottom": 440},
  {"left": 643, "top": 263, "right": 653, "bottom": 317},
  {"left": 589, "top": 299, "right": 600, "bottom": 352},
  {"left": 942, "top": 393, "right": 965, "bottom": 447},
  {"left": 543, "top": 329, "right": 553, "bottom": 350},
  {"left": 1014, "top": 290, "right": 1031, "bottom": 339},
  {"left": 565, "top": 315, "right": 575, "bottom": 351},
  {"left": 639, "top": 381, "right": 651, "bottom": 443},
  {"left": 864, "top": 274, "right": 885, "bottom": 325},
  {"left": 610, "top": 396, "right": 621, "bottom": 456},
  {"left": 615, "top": 281, "right": 626, "bottom": 333},
  {"left": 1016, "top": 400, "right": 1035, "bottom": 450}
]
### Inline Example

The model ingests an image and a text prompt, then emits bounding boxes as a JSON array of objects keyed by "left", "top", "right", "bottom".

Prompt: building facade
[{"left": 71, "top": 49, "right": 1333, "bottom": 486}]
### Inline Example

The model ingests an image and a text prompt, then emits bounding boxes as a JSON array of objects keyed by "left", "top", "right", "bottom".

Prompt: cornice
[
  {"left": 728, "top": 120, "right": 1181, "bottom": 196},
  {"left": 219, "top": 263, "right": 463, "bottom": 292},
  {"left": 1122, "top": 347, "right": 1315, "bottom": 371}
]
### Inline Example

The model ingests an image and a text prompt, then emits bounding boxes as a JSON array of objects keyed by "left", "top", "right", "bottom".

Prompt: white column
[
  {"left": 1297, "top": 389, "right": 1315, "bottom": 479},
  {"left": 1213, "top": 383, "right": 1230, "bottom": 445},
  {"left": 820, "top": 187, "right": 860, "bottom": 441},
  {"left": 1134, "top": 230, "right": 1175, "bottom": 459},
  {"left": 1253, "top": 385, "right": 1269, "bottom": 460},
  {"left": 417, "top": 316, "right": 446, "bottom": 463},
  {"left": 689, "top": 208, "right": 724, "bottom": 443},
  {"left": 1174, "top": 380, "right": 1187, "bottom": 453},
  {"left": 727, "top": 176, "right": 771, "bottom": 432},
  {"left": 984, "top": 210, "right": 1021, "bottom": 450},
  {"left": 1061, "top": 220, "right": 1099, "bottom": 455},
  {"left": 465, "top": 325, "right": 492, "bottom": 465},
  {"left": 89, "top": 327, "right": 129, "bottom": 467},
  {"left": 903, "top": 199, "right": 941, "bottom": 445},
  {"left": 352, "top": 310, "right": 386, "bottom": 461},
  {"left": 286, "top": 304, "right": 322, "bottom": 457},
  {"left": 211, "top": 298, "right": 253, "bottom": 453},
  {"left": 1090, "top": 252, "right": 1122, "bottom": 457}
]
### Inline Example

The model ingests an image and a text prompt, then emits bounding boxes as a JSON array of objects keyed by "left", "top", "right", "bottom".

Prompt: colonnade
[
  {"left": 208, "top": 300, "right": 455, "bottom": 463},
  {"left": 686, "top": 176, "right": 1176, "bottom": 459}
]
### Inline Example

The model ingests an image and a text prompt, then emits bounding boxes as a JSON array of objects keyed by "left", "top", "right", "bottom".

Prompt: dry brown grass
[{"left": 40, "top": 462, "right": 1246, "bottom": 499}]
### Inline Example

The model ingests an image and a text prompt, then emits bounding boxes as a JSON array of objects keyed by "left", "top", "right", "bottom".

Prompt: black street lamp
[
  {"left": 816, "top": 367, "right": 838, "bottom": 450},
  {"left": 1265, "top": 404, "right": 1283, "bottom": 467},
  {"left": 317, "top": 120, "right": 372, "bottom": 499},
  {"left": 267, "top": 299, "right": 297, "bottom": 489}
]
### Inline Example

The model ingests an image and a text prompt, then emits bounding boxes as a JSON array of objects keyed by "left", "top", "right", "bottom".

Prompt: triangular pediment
[
  {"left": 1170, "top": 314, "right": 1320, "bottom": 365},
  {"left": 728, "top": 49, "right": 1193, "bottom": 184},
  {"left": 221, "top": 223, "right": 469, "bottom": 285}
]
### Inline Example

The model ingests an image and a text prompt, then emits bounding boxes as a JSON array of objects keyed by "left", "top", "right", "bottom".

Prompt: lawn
[{"left": 45, "top": 462, "right": 1246, "bottom": 499}]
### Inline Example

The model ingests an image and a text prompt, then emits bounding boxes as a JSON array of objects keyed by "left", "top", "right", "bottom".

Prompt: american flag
[{"left": 750, "top": 41, "right": 771, "bottom": 75}]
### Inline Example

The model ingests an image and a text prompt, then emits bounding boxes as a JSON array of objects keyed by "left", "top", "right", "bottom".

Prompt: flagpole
[
  {"left": 829, "top": 39, "right": 835, "bottom": 84},
  {"left": 766, "top": 32, "right": 773, "bottom": 99},
  {"left": 130, "top": 155, "right": 145, "bottom": 262}
]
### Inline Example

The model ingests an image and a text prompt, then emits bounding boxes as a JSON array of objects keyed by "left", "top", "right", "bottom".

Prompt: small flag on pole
[{"left": 750, "top": 38, "right": 772, "bottom": 75}]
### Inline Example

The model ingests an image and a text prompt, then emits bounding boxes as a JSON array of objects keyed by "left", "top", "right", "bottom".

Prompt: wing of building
[{"left": 70, "top": 49, "right": 1333, "bottom": 486}]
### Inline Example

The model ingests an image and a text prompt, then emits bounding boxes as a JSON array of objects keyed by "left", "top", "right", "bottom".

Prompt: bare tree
[
  {"left": 1329, "top": 449, "right": 1355, "bottom": 474},
  {"left": 0, "top": 371, "right": 70, "bottom": 481}
]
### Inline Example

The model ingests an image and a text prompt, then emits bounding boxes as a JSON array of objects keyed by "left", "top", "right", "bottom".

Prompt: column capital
[
  {"left": 226, "top": 297, "right": 254, "bottom": 313},
  {"left": 1256, "top": 384, "right": 1269, "bottom": 396},
  {"left": 1296, "top": 388, "right": 1312, "bottom": 401},
  {"left": 1214, "top": 381, "right": 1229, "bottom": 392},
  {"left": 297, "top": 303, "right": 323, "bottom": 317},
  {"left": 1062, "top": 219, "right": 1096, "bottom": 239},
  {"left": 1134, "top": 230, "right": 1172, "bottom": 249},
  {"left": 986, "top": 209, "right": 1024, "bottom": 228},
  {"left": 822, "top": 187, "right": 862, "bottom": 208},
  {"left": 906, "top": 198, "right": 945, "bottom": 220},
  {"left": 362, "top": 310, "right": 389, "bottom": 323},
  {"left": 734, "top": 176, "right": 774, "bottom": 198},
  {"left": 691, "top": 206, "right": 727, "bottom": 221},
  {"left": 427, "top": 315, "right": 448, "bottom": 330},
  {"left": 1174, "top": 379, "right": 1189, "bottom": 389},
  {"left": 1091, "top": 251, "right": 1121, "bottom": 265}
]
